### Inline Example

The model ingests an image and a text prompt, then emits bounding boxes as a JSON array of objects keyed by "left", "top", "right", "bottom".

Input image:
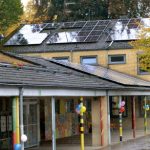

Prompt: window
[
  {"left": 110, "top": 96, "right": 128, "bottom": 118},
  {"left": 81, "top": 56, "right": 97, "bottom": 65},
  {"left": 108, "top": 55, "right": 126, "bottom": 64},
  {"left": 139, "top": 96, "right": 150, "bottom": 117},
  {"left": 66, "top": 100, "right": 74, "bottom": 113},
  {"left": 53, "top": 57, "right": 69, "bottom": 62},
  {"left": 137, "top": 54, "right": 150, "bottom": 75}
]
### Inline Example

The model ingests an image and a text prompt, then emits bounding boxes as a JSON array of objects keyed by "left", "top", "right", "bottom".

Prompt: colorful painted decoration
[
  {"left": 144, "top": 105, "right": 149, "bottom": 111},
  {"left": 21, "top": 134, "right": 27, "bottom": 142},
  {"left": 120, "top": 106, "right": 125, "bottom": 113},
  {"left": 14, "top": 144, "right": 21, "bottom": 150},
  {"left": 80, "top": 106, "right": 86, "bottom": 113},
  {"left": 121, "top": 101, "right": 125, "bottom": 107},
  {"left": 75, "top": 104, "right": 86, "bottom": 114},
  {"left": 75, "top": 104, "right": 81, "bottom": 114}
]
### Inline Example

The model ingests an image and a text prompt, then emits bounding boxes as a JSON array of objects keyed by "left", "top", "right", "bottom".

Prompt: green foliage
[
  {"left": 0, "top": 0, "right": 23, "bottom": 34},
  {"left": 130, "top": 28, "right": 150, "bottom": 72}
]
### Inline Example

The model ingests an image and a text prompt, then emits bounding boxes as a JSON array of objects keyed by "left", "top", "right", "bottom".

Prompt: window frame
[
  {"left": 52, "top": 56, "right": 69, "bottom": 62},
  {"left": 108, "top": 54, "right": 126, "bottom": 64},
  {"left": 80, "top": 55, "right": 98, "bottom": 65}
]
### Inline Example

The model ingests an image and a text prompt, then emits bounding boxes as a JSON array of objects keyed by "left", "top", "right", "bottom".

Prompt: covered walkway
[{"left": 28, "top": 130, "right": 150, "bottom": 150}]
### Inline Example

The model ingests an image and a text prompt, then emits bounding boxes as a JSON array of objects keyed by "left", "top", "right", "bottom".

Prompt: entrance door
[{"left": 23, "top": 101, "right": 39, "bottom": 148}]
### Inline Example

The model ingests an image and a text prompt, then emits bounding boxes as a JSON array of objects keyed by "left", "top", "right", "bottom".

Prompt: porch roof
[
  {"left": 3, "top": 51, "right": 150, "bottom": 87},
  {"left": 0, "top": 51, "right": 150, "bottom": 97}
]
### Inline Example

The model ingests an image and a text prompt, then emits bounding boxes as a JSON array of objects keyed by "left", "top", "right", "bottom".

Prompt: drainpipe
[
  {"left": 19, "top": 87, "right": 24, "bottom": 150},
  {"left": 52, "top": 96, "right": 56, "bottom": 150}
]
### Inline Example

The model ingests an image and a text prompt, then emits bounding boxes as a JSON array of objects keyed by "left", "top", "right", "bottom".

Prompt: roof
[
  {"left": 3, "top": 18, "right": 150, "bottom": 53},
  {"left": 1, "top": 51, "right": 150, "bottom": 89},
  {"left": 0, "top": 52, "right": 124, "bottom": 89},
  {"left": 50, "top": 60, "right": 150, "bottom": 87}
]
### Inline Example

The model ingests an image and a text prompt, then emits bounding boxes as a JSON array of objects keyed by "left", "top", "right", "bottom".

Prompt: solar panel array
[
  {"left": 4, "top": 18, "right": 150, "bottom": 46},
  {"left": 47, "top": 20, "right": 110, "bottom": 44},
  {"left": 107, "top": 18, "right": 142, "bottom": 41},
  {"left": 5, "top": 24, "right": 48, "bottom": 46}
]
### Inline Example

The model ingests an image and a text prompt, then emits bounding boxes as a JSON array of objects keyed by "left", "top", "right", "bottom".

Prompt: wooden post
[{"left": 100, "top": 97, "right": 104, "bottom": 146}]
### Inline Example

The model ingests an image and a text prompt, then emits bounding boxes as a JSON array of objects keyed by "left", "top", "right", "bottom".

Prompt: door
[{"left": 23, "top": 101, "right": 39, "bottom": 148}]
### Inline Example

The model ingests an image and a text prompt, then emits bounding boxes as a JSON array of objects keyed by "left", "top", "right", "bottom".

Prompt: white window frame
[{"left": 80, "top": 56, "right": 98, "bottom": 65}]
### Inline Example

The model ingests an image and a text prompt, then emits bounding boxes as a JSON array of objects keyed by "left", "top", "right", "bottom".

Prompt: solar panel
[
  {"left": 73, "top": 21, "right": 86, "bottom": 28},
  {"left": 84, "top": 21, "right": 98, "bottom": 26},
  {"left": 81, "top": 26, "right": 94, "bottom": 31},
  {"left": 97, "top": 20, "right": 110, "bottom": 25},
  {"left": 107, "top": 18, "right": 140, "bottom": 41},
  {"left": 44, "top": 23, "right": 59, "bottom": 29},
  {"left": 78, "top": 31, "right": 91, "bottom": 36},
  {"left": 61, "top": 22, "right": 75, "bottom": 29},
  {"left": 89, "top": 30, "right": 102, "bottom": 36},
  {"left": 5, "top": 24, "right": 48, "bottom": 46},
  {"left": 85, "top": 35, "right": 99, "bottom": 42},
  {"left": 47, "top": 31, "right": 78, "bottom": 44},
  {"left": 93, "top": 25, "right": 106, "bottom": 30}
]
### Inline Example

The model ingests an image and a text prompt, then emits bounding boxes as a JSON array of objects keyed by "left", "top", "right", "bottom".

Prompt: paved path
[
  {"left": 28, "top": 135, "right": 150, "bottom": 150},
  {"left": 101, "top": 135, "right": 150, "bottom": 150}
]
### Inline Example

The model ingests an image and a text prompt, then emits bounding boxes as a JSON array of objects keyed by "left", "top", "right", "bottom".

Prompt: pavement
[{"left": 28, "top": 134, "right": 150, "bottom": 150}]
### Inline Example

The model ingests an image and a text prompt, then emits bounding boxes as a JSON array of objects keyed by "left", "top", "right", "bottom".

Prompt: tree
[
  {"left": 130, "top": 27, "right": 150, "bottom": 71},
  {"left": 0, "top": 0, "right": 23, "bottom": 35}
]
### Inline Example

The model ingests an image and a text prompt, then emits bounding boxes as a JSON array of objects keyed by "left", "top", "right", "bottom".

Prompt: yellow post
[
  {"left": 80, "top": 97, "right": 86, "bottom": 150},
  {"left": 16, "top": 97, "right": 20, "bottom": 144}
]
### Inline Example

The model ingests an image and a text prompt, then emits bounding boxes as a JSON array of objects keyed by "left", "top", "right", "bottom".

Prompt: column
[
  {"left": 51, "top": 97, "right": 56, "bottom": 150},
  {"left": 92, "top": 97, "right": 101, "bottom": 146},
  {"left": 101, "top": 96, "right": 108, "bottom": 146},
  {"left": 12, "top": 97, "right": 20, "bottom": 149},
  {"left": 92, "top": 96, "right": 108, "bottom": 146}
]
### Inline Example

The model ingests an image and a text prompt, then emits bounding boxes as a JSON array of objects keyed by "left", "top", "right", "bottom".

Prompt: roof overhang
[{"left": 1, "top": 86, "right": 150, "bottom": 97}]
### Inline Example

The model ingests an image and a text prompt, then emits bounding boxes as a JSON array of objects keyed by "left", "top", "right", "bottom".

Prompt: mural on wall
[{"left": 45, "top": 98, "right": 91, "bottom": 140}]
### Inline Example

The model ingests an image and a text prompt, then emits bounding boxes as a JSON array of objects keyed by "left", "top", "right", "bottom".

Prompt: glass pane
[
  {"left": 29, "top": 104, "right": 37, "bottom": 124},
  {"left": 81, "top": 57, "right": 97, "bottom": 64},
  {"left": 111, "top": 56, "right": 124, "bottom": 62}
]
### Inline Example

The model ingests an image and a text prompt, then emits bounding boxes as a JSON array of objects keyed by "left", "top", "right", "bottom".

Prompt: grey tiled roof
[
  {"left": 0, "top": 62, "right": 124, "bottom": 89},
  {"left": 50, "top": 60, "right": 150, "bottom": 87},
  {"left": 2, "top": 51, "right": 150, "bottom": 88}
]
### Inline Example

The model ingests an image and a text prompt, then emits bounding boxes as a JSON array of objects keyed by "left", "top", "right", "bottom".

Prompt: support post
[
  {"left": 119, "top": 96, "right": 122, "bottom": 142},
  {"left": 144, "top": 96, "right": 147, "bottom": 135},
  {"left": 100, "top": 98, "right": 104, "bottom": 146},
  {"left": 51, "top": 97, "right": 56, "bottom": 150},
  {"left": 107, "top": 92, "right": 111, "bottom": 145},
  {"left": 12, "top": 96, "right": 20, "bottom": 149},
  {"left": 80, "top": 97, "right": 84, "bottom": 150},
  {"left": 132, "top": 96, "right": 136, "bottom": 138},
  {"left": 19, "top": 87, "right": 24, "bottom": 150}
]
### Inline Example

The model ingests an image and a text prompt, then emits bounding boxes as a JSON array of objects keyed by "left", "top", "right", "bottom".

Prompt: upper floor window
[
  {"left": 108, "top": 55, "right": 126, "bottom": 64},
  {"left": 80, "top": 56, "right": 97, "bottom": 65},
  {"left": 52, "top": 57, "right": 69, "bottom": 62},
  {"left": 138, "top": 54, "right": 150, "bottom": 74}
]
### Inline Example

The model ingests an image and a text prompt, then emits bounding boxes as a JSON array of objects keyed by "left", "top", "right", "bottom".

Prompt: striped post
[
  {"left": 119, "top": 96, "right": 122, "bottom": 142},
  {"left": 144, "top": 96, "right": 147, "bottom": 135},
  {"left": 119, "top": 112, "right": 123, "bottom": 141},
  {"left": 80, "top": 97, "right": 84, "bottom": 150},
  {"left": 12, "top": 97, "right": 20, "bottom": 149}
]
